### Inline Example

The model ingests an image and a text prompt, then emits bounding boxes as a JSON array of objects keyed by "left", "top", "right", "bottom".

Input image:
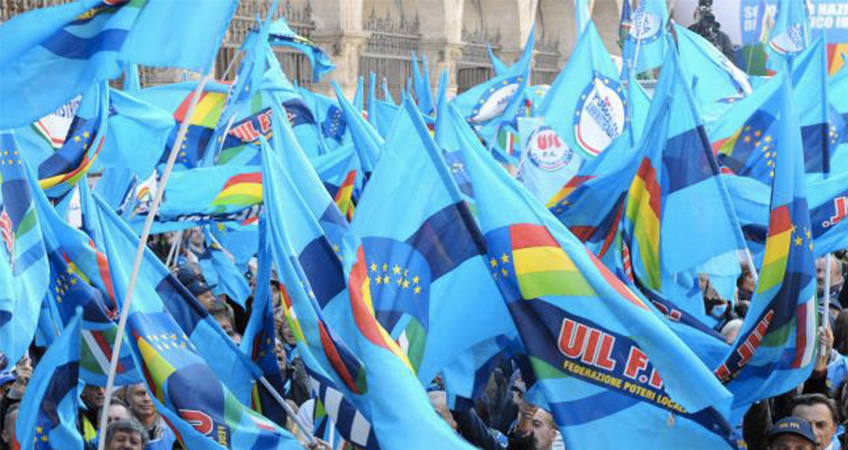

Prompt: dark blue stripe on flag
[
  {"left": 14, "top": 242, "right": 46, "bottom": 276},
  {"left": 41, "top": 29, "right": 128, "bottom": 60},
  {"left": 41, "top": 361, "right": 79, "bottom": 427},
  {"left": 298, "top": 238, "right": 345, "bottom": 309},
  {"left": 405, "top": 202, "right": 486, "bottom": 280},
  {"left": 549, "top": 390, "right": 639, "bottom": 426},
  {"left": 663, "top": 126, "right": 719, "bottom": 193},
  {"left": 155, "top": 274, "right": 210, "bottom": 336}
]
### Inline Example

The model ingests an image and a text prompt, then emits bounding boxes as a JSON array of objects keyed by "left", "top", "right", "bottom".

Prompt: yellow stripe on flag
[{"left": 513, "top": 246, "right": 576, "bottom": 275}]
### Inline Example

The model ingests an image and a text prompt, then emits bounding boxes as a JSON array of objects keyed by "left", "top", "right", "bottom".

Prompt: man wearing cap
[
  {"left": 792, "top": 394, "right": 840, "bottom": 450},
  {"left": 769, "top": 416, "right": 817, "bottom": 450},
  {"left": 175, "top": 265, "right": 219, "bottom": 311}
]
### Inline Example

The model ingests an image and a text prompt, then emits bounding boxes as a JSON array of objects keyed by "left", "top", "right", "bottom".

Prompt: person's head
[
  {"left": 530, "top": 408, "right": 557, "bottom": 450},
  {"left": 706, "top": 296, "right": 729, "bottom": 319},
  {"left": 1, "top": 403, "right": 19, "bottom": 445},
  {"left": 721, "top": 318, "right": 744, "bottom": 344},
  {"left": 123, "top": 383, "right": 156, "bottom": 424},
  {"left": 816, "top": 256, "right": 845, "bottom": 300},
  {"left": 105, "top": 402, "right": 133, "bottom": 425},
  {"left": 768, "top": 416, "right": 817, "bottom": 450},
  {"left": 213, "top": 305, "right": 236, "bottom": 340},
  {"left": 177, "top": 265, "right": 218, "bottom": 310},
  {"left": 280, "top": 316, "right": 296, "bottom": 346},
  {"left": 81, "top": 384, "right": 106, "bottom": 410},
  {"left": 791, "top": 394, "right": 838, "bottom": 449},
  {"left": 105, "top": 419, "right": 148, "bottom": 450},
  {"left": 427, "top": 390, "right": 457, "bottom": 431},
  {"left": 737, "top": 267, "right": 756, "bottom": 300}
]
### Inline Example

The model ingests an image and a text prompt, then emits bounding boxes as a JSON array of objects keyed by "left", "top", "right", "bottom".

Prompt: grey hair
[{"left": 105, "top": 419, "right": 149, "bottom": 448}]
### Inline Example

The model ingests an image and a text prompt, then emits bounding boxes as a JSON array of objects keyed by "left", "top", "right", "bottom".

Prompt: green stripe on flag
[{"left": 518, "top": 270, "right": 595, "bottom": 299}]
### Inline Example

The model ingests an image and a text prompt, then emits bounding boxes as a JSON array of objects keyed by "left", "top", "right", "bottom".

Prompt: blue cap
[
  {"left": 769, "top": 417, "right": 816, "bottom": 445},
  {"left": 0, "top": 370, "right": 15, "bottom": 386}
]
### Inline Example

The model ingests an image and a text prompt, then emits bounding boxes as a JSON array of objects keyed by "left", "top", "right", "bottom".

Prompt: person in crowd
[
  {"left": 80, "top": 384, "right": 106, "bottom": 443},
  {"left": 121, "top": 384, "right": 176, "bottom": 450},
  {"left": 0, "top": 354, "right": 30, "bottom": 449},
  {"left": 688, "top": 0, "right": 735, "bottom": 61},
  {"left": 768, "top": 416, "right": 818, "bottom": 450},
  {"left": 105, "top": 419, "right": 148, "bottom": 450},
  {"left": 818, "top": 256, "right": 846, "bottom": 309},
  {"left": 722, "top": 318, "right": 744, "bottom": 344},
  {"left": 104, "top": 401, "right": 134, "bottom": 425},
  {"left": 738, "top": 266, "right": 757, "bottom": 303},
  {"left": 175, "top": 265, "right": 219, "bottom": 311},
  {"left": 791, "top": 394, "right": 840, "bottom": 450},
  {"left": 1, "top": 403, "right": 19, "bottom": 450}
]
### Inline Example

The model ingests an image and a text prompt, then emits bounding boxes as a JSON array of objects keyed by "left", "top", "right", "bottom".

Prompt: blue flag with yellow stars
[
  {"left": 448, "top": 100, "right": 736, "bottom": 450},
  {"left": 716, "top": 69, "right": 818, "bottom": 423},
  {"left": 261, "top": 134, "right": 474, "bottom": 449},
  {"left": 15, "top": 308, "right": 84, "bottom": 450},
  {"left": 349, "top": 97, "right": 514, "bottom": 387}
]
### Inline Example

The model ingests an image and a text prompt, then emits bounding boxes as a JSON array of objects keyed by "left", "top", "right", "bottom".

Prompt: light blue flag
[
  {"left": 372, "top": 99, "right": 400, "bottom": 139},
  {"left": 474, "top": 23, "right": 535, "bottom": 160},
  {"left": 807, "top": 172, "right": 848, "bottom": 256},
  {"left": 118, "top": 0, "right": 236, "bottom": 73},
  {"left": 0, "top": 0, "right": 236, "bottom": 129},
  {"left": 333, "top": 82, "right": 383, "bottom": 178},
  {"left": 487, "top": 44, "right": 508, "bottom": 76},
  {"left": 622, "top": 42, "right": 748, "bottom": 299},
  {"left": 310, "top": 143, "right": 364, "bottom": 221},
  {"left": 367, "top": 72, "right": 378, "bottom": 131},
  {"left": 715, "top": 70, "right": 819, "bottom": 423},
  {"left": 83, "top": 188, "right": 301, "bottom": 445},
  {"left": 349, "top": 98, "right": 514, "bottom": 386},
  {"left": 451, "top": 101, "right": 735, "bottom": 450},
  {"left": 353, "top": 76, "right": 365, "bottom": 115},
  {"left": 767, "top": 0, "right": 810, "bottom": 70},
  {"left": 268, "top": 16, "right": 335, "bottom": 81},
  {"left": 261, "top": 136, "right": 471, "bottom": 449},
  {"left": 299, "top": 87, "right": 346, "bottom": 154},
  {"left": 14, "top": 309, "right": 83, "bottom": 450},
  {"left": 99, "top": 87, "right": 175, "bottom": 179},
  {"left": 622, "top": 0, "right": 668, "bottom": 73},
  {"left": 674, "top": 24, "right": 753, "bottom": 108},
  {"left": 0, "top": 131, "right": 49, "bottom": 369},
  {"left": 575, "top": 0, "right": 591, "bottom": 38},
  {"left": 381, "top": 77, "right": 396, "bottom": 105},
  {"left": 30, "top": 177, "right": 140, "bottom": 387},
  {"left": 197, "top": 227, "right": 251, "bottom": 307}
]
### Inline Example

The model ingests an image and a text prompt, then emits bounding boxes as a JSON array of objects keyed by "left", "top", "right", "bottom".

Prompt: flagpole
[
  {"left": 258, "top": 376, "right": 318, "bottom": 445},
  {"left": 164, "top": 229, "right": 185, "bottom": 268},
  {"left": 96, "top": 69, "right": 214, "bottom": 450}
]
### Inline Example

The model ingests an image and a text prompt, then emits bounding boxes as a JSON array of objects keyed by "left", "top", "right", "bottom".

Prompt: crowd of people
[{"left": 0, "top": 224, "right": 845, "bottom": 450}]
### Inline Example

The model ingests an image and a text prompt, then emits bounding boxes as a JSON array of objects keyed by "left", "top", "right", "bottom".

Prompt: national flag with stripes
[{"left": 715, "top": 70, "right": 818, "bottom": 423}]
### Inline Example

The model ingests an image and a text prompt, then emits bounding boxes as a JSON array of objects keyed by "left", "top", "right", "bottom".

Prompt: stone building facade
[{"left": 0, "top": 0, "right": 680, "bottom": 99}]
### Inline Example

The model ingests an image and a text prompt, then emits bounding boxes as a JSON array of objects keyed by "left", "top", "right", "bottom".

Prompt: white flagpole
[{"left": 96, "top": 69, "right": 213, "bottom": 450}]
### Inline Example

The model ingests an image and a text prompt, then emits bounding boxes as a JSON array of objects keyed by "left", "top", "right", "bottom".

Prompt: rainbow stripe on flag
[
  {"left": 173, "top": 90, "right": 227, "bottom": 128},
  {"left": 625, "top": 157, "right": 661, "bottom": 290},
  {"left": 508, "top": 223, "right": 595, "bottom": 299},
  {"left": 211, "top": 172, "right": 263, "bottom": 207},
  {"left": 333, "top": 170, "right": 357, "bottom": 221},
  {"left": 757, "top": 204, "right": 794, "bottom": 294},
  {"left": 545, "top": 175, "right": 594, "bottom": 208}
]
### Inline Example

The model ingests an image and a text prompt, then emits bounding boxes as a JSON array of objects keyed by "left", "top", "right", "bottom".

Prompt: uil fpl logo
[
  {"left": 469, "top": 78, "right": 521, "bottom": 124},
  {"left": 527, "top": 126, "right": 573, "bottom": 172},
  {"left": 770, "top": 23, "right": 808, "bottom": 55},
  {"left": 824, "top": 196, "right": 848, "bottom": 228}
]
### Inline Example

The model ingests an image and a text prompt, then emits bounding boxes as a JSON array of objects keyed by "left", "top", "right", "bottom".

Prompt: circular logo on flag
[
  {"left": 470, "top": 77, "right": 521, "bottom": 124},
  {"left": 770, "top": 24, "right": 807, "bottom": 55},
  {"left": 527, "top": 126, "right": 573, "bottom": 172},
  {"left": 573, "top": 75, "right": 626, "bottom": 157},
  {"left": 628, "top": 12, "right": 662, "bottom": 43}
]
